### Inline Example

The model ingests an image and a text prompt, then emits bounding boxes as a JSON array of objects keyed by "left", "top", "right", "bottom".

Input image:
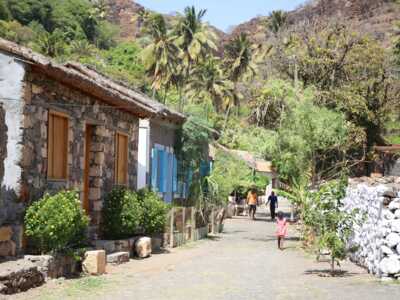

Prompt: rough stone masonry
[{"left": 342, "top": 176, "right": 400, "bottom": 281}]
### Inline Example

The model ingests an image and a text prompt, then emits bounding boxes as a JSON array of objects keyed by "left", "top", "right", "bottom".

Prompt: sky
[{"left": 136, "top": 0, "right": 307, "bottom": 32}]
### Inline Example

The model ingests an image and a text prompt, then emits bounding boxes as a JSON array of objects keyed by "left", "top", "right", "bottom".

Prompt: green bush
[
  {"left": 137, "top": 189, "right": 169, "bottom": 235},
  {"left": 24, "top": 190, "right": 89, "bottom": 254},
  {"left": 102, "top": 187, "right": 143, "bottom": 239}
]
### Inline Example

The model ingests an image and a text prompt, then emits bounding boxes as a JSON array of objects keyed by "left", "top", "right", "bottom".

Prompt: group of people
[{"left": 246, "top": 189, "right": 288, "bottom": 250}]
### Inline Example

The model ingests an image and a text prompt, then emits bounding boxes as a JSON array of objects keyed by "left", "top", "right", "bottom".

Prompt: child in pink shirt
[{"left": 276, "top": 211, "right": 288, "bottom": 250}]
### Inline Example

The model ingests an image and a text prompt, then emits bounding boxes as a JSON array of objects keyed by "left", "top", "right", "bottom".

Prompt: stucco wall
[
  {"left": 0, "top": 52, "right": 26, "bottom": 227},
  {"left": 150, "top": 121, "right": 176, "bottom": 151},
  {"left": 150, "top": 120, "right": 177, "bottom": 202}
]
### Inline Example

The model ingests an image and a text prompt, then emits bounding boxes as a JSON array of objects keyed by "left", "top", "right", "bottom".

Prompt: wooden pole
[
  {"left": 211, "top": 206, "right": 215, "bottom": 234},
  {"left": 170, "top": 207, "right": 174, "bottom": 248},
  {"left": 182, "top": 207, "right": 186, "bottom": 243},
  {"left": 191, "top": 207, "right": 196, "bottom": 241}
]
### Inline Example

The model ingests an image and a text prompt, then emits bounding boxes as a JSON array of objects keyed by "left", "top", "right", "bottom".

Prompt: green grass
[{"left": 40, "top": 276, "right": 110, "bottom": 300}]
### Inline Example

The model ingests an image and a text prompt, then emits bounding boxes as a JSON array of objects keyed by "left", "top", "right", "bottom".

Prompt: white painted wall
[
  {"left": 0, "top": 52, "right": 25, "bottom": 194},
  {"left": 137, "top": 119, "right": 150, "bottom": 189}
]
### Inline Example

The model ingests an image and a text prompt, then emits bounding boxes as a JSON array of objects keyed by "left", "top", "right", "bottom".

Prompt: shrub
[
  {"left": 137, "top": 189, "right": 169, "bottom": 235},
  {"left": 102, "top": 187, "right": 143, "bottom": 239},
  {"left": 24, "top": 190, "right": 89, "bottom": 254}
]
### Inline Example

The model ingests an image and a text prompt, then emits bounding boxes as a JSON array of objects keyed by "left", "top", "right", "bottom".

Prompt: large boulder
[
  {"left": 389, "top": 199, "right": 400, "bottom": 211},
  {"left": 135, "top": 237, "right": 152, "bottom": 258},
  {"left": 381, "top": 245, "right": 394, "bottom": 256},
  {"left": 379, "top": 256, "right": 400, "bottom": 275},
  {"left": 386, "top": 233, "right": 400, "bottom": 248},
  {"left": 392, "top": 220, "right": 400, "bottom": 233}
]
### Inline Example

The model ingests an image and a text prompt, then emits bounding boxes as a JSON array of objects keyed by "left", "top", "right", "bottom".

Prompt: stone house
[{"left": 0, "top": 39, "right": 185, "bottom": 256}]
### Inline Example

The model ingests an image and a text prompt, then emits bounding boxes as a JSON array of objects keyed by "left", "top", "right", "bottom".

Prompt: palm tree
[
  {"left": 223, "top": 33, "right": 256, "bottom": 107},
  {"left": 186, "top": 56, "right": 233, "bottom": 113},
  {"left": 32, "top": 28, "right": 67, "bottom": 57},
  {"left": 141, "top": 13, "right": 180, "bottom": 98},
  {"left": 174, "top": 6, "right": 218, "bottom": 75},
  {"left": 268, "top": 10, "right": 287, "bottom": 34},
  {"left": 69, "top": 39, "right": 97, "bottom": 57}
]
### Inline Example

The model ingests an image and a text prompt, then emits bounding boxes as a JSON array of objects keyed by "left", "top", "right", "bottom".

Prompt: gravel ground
[{"left": 6, "top": 201, "right": 400, "bottom": 300}]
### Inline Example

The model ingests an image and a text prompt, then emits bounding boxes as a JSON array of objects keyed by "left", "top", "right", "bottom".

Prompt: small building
[
  {"left": 209, "top": 144, "right": 279, "bottom": 198},
  {"left": 0, "top": 39, "right": 184, "bottom": 256}
]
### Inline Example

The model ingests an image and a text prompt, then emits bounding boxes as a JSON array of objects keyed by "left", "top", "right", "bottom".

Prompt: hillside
[
  {"left": 226, "top": 0, "right": 400, "bottom": 45},
  {"left": 105, "top": 0, "right": 225, "bottom": 41}
]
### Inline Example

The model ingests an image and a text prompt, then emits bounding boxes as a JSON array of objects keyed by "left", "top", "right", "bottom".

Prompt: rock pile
[
  {"left": 0, "top": 260, "right": 44, "bottom": 295},
  {"left": 342, "top": 176, "right": 400, "bottom": 281}
]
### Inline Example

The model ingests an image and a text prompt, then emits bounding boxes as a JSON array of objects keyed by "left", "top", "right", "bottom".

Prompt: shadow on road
[
  {"left": 244, "top": 236, "right": 301, "bottom": 243},
  {"left": 304, "top": 269, "right": 359, "bottom": 278}
]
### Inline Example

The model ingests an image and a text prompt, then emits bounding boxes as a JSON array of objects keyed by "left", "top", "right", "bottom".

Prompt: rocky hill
[
  {"left": 105, "top": 0, "right": 225, "bottom": 41},
  {"left": 105, "top": 0, "right": 146, "bottom": 40},
  {"left": 226, "top": 0, "right": 399, "bottom": 45}
]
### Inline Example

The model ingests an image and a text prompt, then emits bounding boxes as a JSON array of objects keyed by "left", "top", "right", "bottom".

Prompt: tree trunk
[{"left": 331, "top": 256, "right": 335, "bottom": 276}]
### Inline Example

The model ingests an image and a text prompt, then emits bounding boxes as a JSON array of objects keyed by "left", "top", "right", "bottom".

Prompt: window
[
  {"left": 115, "top": 133, "right": 128, "bottom": 185},
  {"left": 47, "top": 112, "right": 69, "bottom": 180},
  {"left": 151, "top": 147, "right": 177, "bottom": 195}
]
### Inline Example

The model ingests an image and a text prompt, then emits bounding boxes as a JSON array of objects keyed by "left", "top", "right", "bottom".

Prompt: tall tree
[
  {"left": 223, "top": 33, "right": 256, "bottom": 107},
  {"left": 268, "top": 10, "right": 287, "bottom": 34},
  {"left": 174, "top": 6, "right": 218, "bottom": 71},
  {"left": 186, "top": 56, "right": 233, "bottom": 113},
  {"left": 173, "top": 6, "right": 218, "bottom": 111},
  {"left": 275, "top": 22, "right": 400, "bottom": 150},
  {"left": 141, "top": 13, "right": 180, "bottom": 98}
]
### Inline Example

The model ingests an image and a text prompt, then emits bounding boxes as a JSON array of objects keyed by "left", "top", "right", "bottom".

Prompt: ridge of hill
[{"left": 226, "top": 0, "right": 400, "bottom": 45}]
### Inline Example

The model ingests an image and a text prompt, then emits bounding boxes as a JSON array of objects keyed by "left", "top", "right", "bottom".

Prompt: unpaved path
[{"left": 6, "top": 202, "right": 400, "bottom": 300}]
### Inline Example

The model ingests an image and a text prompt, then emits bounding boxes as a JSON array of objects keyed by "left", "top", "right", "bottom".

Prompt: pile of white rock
[{"left": 342, "top": 176, "right": 400, "bottom": 281}]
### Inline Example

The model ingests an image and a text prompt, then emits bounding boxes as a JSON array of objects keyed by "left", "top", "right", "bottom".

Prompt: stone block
[
  {"left": 0, "top": 240, "right": 16, "bottom": 257},
  {"left": 89, "top": 166, "right": 103, "bottom": 177},
  {"left": 115, "top": 239, "right": 130, "bottom": 252},
  {"left": 31, "top": 84, "right": 43, "bottom": 94},
  {"left": 92, "top": 200, "right": 103, "bottom": 212},
  {"left": 91, "top": 143, "right": 104, "bottom": 152},
  {"left": 94, "top": 152, "right": 105, "bottom": 165},
  {"left": 94, "top": 240, "right": 116, "bottom": 254},
  {"left": 0, "top": 226, "right": 12, "bottom": 242},
  {"left": 89, "top": 188, "right": 101, "bottom": 201},
  {"left": 82, "top": 250, "right": 106, "bottom": 275},
  {"left": 135, "top": 237, "right": 152, "bottom": 259},
  {"left": 151, "top": 237, "right": 163, "bottom": 252},
  {"left": 0, "top": 259, "right": 44, "bottom": 295},
  {"left": 106, "top": 252, "right": 129, "bottom": 265}
]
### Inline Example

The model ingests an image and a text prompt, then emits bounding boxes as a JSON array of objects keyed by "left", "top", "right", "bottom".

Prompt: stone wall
[
  {"left": 0, "top": 104, "right": 5, "bottom": 194},
  {"left": 20, "top": 69, "right": 139, "bottom": 238},
  {"left": 342, "top": 176, "right": 400, "bottom": 281}
]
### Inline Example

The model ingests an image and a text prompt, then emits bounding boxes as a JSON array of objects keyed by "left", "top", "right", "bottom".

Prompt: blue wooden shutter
[
  {"left": 173, "top": 155, "right": 178, "bottom": 193},
  {"left": 151, "top": 148, "right": 158, "bottom": 190},
  {"left": 157, "top": 149, "right": 164, "bottom": 192},
  {"left": 162, "top": 151, "right": 169, "bottom": 193}
]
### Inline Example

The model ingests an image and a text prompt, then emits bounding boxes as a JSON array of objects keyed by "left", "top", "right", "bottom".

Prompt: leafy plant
[
  {"left": 137, "top": 189, "right": 169, "bottom": 235},
  {"left": 101, "top": 187, "right": 143, "bottom": 239},
  {"left": 302, "top": 179, "right": 357, "bottom": 275},
  {"left": 24, "top": 190, "right": 89, "bottom": 254}
]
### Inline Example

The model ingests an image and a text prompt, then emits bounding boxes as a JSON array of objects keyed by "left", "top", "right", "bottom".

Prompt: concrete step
[{"left": 106, "top": 252, "right": 130, "bottom": 265}]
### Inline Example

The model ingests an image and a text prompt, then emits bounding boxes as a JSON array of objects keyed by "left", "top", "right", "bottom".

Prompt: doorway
[{"left": 83, "top": 124, "right": 94, "bottom": 214}]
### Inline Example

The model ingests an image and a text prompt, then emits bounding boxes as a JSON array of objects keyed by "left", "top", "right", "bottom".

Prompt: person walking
[
  {"left": 266, "top": 191, "right": 278, "bottom": 221},
  {"left": 276, "top": 211, "right": 288, "bottom": 250},
  {"left": 246, "top": 188, "right": 258, "bottom": 220}
]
